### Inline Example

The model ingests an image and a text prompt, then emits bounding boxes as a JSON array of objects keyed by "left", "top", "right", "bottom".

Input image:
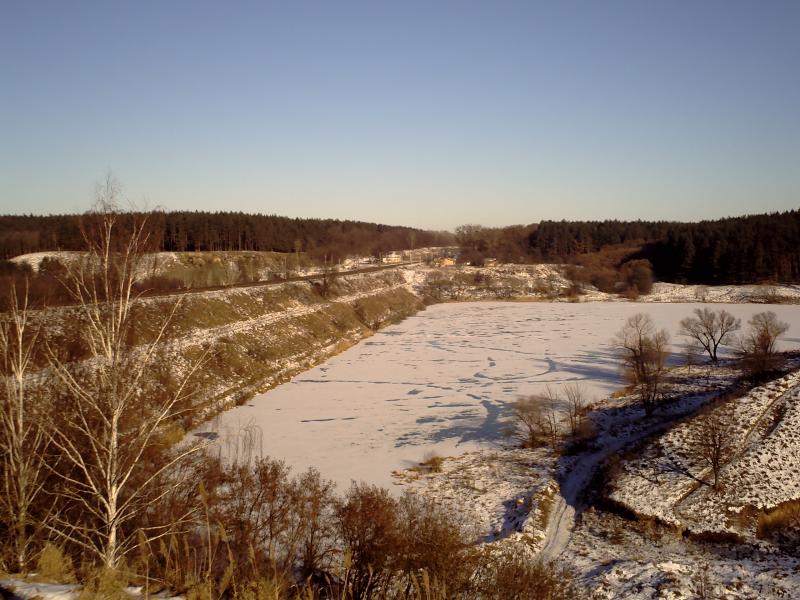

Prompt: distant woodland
[
  {"left": 2, "top": 209, "right": 800, "bottom": 287},
  {"left": 455, "top": 210, "right": 800, "bottom": 285},
  {"left": 0, "top": 212, "right": 454, "bottom": 261}
]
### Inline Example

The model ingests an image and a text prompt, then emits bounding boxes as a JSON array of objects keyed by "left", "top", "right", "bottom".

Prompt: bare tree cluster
[
  {"left": 0, "top": 179, "right": 208, "bottom": 574},
  {"left": 510, "top": 384, "right": 591, "bottom": 449}
]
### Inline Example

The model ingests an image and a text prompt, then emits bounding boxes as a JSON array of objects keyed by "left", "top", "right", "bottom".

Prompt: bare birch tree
[
  {"left": 0, "top": 283, "right": 49, "bottom": 572},
  {"left": 45, "top": 178, "right": 207, "bottom": 570},
  {"left": 678, "top": 308, "right": 740, "bottom": 362}
]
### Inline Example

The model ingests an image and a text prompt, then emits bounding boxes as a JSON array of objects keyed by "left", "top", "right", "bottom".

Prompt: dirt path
[{"left": 539, "top": 390, "right": 729, "bottom": 560}]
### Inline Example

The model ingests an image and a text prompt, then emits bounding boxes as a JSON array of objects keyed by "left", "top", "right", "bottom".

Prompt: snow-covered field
[{"left": 193, "top": 301, "right": 800, "bottom": 490}]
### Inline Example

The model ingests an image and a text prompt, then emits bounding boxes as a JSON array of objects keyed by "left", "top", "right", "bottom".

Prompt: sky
[{"left": 1, "top": 1, "right": 799, "bottom": 230}]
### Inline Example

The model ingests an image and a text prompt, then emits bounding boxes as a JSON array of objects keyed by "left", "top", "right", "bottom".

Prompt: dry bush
[
  {"left": 336, "top": 483, "right": 399, "bottom": 599},
  {"left": 294, "top": 468, "right": 338, "bottom": 581},
  {"left": 565, "top": 245, "right": 652, "bottom": 297},
  {"left": 420, "top": 452, "right": 444, "bottom": 474},
  {"left": 76, "top": 567, "right": 130, "bottom": 600},
  {"left": 34, "top": 543, "right": 76, "bottom": 583},
  {"left": 563, "top": 383, "right": 585, "bottom": 438},
  {"left": 689, "top": 562, "right": 714, "bottom": 599},
  {"left": 509, "top": 389, "right": 560, "bottom": 449},
  {"left": 757, "top": 500, "right": 800, "bottom": 541},
  {"left": 133, "top": 274, "right": 186, "bottom": 294},
  {"left": 619, "top": 259, "right": 654, "bottom": 295},
  {"left": 394, "top": 493, "right": 479, "bottom": 597},
  {"left": 473, "top": 552, "right": 585, "bottom": 600}
]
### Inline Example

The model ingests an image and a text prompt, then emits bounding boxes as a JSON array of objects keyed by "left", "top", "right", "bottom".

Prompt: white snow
[
  {"left": 192, "top": 301, "right": 800, "bottom": 491},
  {"left": 609, "top": 367, "right": 800, "bottom": 536}
]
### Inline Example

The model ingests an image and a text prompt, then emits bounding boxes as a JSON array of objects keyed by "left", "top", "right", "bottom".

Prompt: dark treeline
[
  {"left": 0, "top": 211, "right": 454, "bottom": 260},
  {"left": 5, "top": 209, "right": 800, "bottom": 284},
  {"left": 456, "top": 210, "right": 800, "bottom": 284},
  {"left": 642, "top": 212, "right": 800, "bottom": 284}
]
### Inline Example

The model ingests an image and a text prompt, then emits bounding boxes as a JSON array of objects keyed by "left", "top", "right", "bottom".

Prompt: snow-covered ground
[
  {"left": 192, "top": 301, "right": 800, "bottom": 491},
  {"left": 608, "top": 368, "right": 800, "bottom": 537}
]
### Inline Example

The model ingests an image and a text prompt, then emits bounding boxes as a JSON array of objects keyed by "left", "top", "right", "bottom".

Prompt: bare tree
[
  {"left": 684, "top": 341, "right": 703, "bottom": 375},
  {"left": 738, "top": 311, "right": 790, "bottom": 377},
  {"left": 542, "top": 387, "right": 560, "bottom": 448},
  {"left": 687, "top": 412, "right": 735, "bottom": 490},
  {"left": 45, "top": 179, "right": 207, "bottom": 570},
  {"left": 678, "top": 308, "right": 740, "bottom": 362},
  {"left": 614, "top": 314, "right": 670, "bottom": 415},
  {"left": 0, "top": 283, "right": 49, "bottom": 572},
  {"left": 563, "top": 383, "right": 585, "bottom": 438}
]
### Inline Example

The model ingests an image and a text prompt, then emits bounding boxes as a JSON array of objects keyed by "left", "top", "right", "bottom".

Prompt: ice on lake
[{"left": 195, "top": 301, "right": 800, "bottom": 489}]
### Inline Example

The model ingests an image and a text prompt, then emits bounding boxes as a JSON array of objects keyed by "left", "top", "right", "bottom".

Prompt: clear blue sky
[{"left": 1, "top": 1, "right": 798, "bottom": 230}]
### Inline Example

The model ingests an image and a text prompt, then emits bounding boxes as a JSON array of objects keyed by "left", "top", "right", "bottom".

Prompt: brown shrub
[{"left": 474, "top": 552, "right": 585, "bottom": 599}]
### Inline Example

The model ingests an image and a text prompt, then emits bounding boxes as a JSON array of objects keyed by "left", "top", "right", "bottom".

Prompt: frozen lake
[{"left": 196, "top": 301, "right": 800, "bottom": 489}]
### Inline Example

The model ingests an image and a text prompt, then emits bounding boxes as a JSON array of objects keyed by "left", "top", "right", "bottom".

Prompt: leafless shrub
[
  {"left": 420, "top": 452, "right": 444, "bottom": 474},
  {"left": 510, "top": 390, "right": 560, "bottom": 449},
  {"left": 689, "top": 562, "right": 714, "bottom": 599},
  {"left": 394, "top": 493, "right": 479, "bottom": 598},
  {"left": 694, "top": 285, "right": 709, "bottom": 302},
  {"left": 684, "top": 341, "right": 703, "bottom": 375},
  {"left": 336, "top": 483, "right": 399, "bottom": 599},
  {"left": 34, "top": 543, "right": 76, "bottom": 584},
  {"left": 757, "top": 500, "right": 800, "bottom": 542},
  {"left": 473, "top": 551, "right": 585, "bottom": 600}
]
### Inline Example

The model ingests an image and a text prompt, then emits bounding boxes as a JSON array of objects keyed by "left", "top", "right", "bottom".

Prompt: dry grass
[
  {"left": 757, "top": 500, "right": 800, "bottom": 539},
  {"left": 33, "top": 543, "right": 75, "bottom": 584},
  {"left": 421, "top": 452, "right": 445, "bottom": 473}
]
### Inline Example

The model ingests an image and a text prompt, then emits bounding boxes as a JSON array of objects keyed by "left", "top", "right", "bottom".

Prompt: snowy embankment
[
  {"left": 0, "top": 579, "right": 182, "bottom": 600},
  {"left": 394, "top": 447, "right": 558, "bottom": 551},
  {"left": 607, "top": 368, "right": 800, "bottom": 537}
]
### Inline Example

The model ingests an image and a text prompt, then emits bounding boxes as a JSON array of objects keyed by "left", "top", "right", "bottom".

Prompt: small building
[
  {"left": 382, "top": 252, "right": 403, "bottom": 264},
  {"left": 436, "top": 257, "right": 456, "bottom": 267}
]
